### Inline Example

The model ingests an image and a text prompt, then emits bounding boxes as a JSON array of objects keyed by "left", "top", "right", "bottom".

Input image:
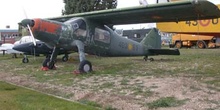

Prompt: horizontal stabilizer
[{"left": 149, "top": 49, "right": 180, "bottom": 55}]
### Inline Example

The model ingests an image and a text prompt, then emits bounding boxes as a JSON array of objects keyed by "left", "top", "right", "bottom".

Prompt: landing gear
[
  {"left": 143, "top": 56, "right": 154, "bottom": 62},
  {"left": 41, "top": 47, "right": 59, "bottom": 70},
  {"left": 79, "top": 60, "right": 92, "bottom": 73},
  {"left": 22, "top": 55, "right": 29, "bottom": 63},
  {"left": 42, "top": 58, "right": 56, "bottom": 69},
  {"left": 41, "top": 40, "right": 93, "bottom": 73},
  {"left": 74, "top": 40, "right": 93, "bottom": 74},
  {"left": 62, "top": 54, "right": 69, "bottom": 62},
  {"left": 22, "top": 57, "right": 29, "bottom": 63}
]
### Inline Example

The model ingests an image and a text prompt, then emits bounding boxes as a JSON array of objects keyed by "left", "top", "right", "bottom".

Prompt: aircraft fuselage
[{"left": 30, "top": 18, "right": 148, "bottom": 57}]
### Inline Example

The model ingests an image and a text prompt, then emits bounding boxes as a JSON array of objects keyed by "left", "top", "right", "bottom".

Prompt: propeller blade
[
  {"left": 22, "top": 7, "right": 28, "bottom": 19},
  {"left": 27, "top": 24, "right": 36, "bottom": 46}
]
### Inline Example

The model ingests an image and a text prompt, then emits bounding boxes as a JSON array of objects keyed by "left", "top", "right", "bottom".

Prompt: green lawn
[
  {"left": 0, "top": 81, "right": 98, "bottom": 110},
  {"left": 0, "top": 48, "right": 220, "bottom": 109}
]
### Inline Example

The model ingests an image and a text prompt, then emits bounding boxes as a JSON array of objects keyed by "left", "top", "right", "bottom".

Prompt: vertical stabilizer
[{"left": 140, "top": 28, "right": 161, "bottom": 49}]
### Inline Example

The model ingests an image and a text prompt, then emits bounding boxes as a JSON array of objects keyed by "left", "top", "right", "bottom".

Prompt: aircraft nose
[
  {"left": 18, "top": 19, "right": 35, "bottom": 27},
  {"left": 13, "top": 43, "right": 32, "bottom": 52}
]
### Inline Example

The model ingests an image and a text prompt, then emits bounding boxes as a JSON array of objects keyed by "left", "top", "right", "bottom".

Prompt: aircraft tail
[
  {"left": 140, "top": 28, "right": 161, "bottom": 49},
  {"left": 141, "top": 28, "right": 180, "bottom": 55}
]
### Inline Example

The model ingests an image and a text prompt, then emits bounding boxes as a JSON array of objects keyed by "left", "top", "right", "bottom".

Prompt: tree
[{"left": 62, "top": 0, "right": 117, "bottom": 15}]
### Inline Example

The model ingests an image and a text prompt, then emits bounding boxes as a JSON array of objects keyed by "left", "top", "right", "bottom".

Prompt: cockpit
[{"left": 65, "top": 18, "right": 87, "bottom": 37}]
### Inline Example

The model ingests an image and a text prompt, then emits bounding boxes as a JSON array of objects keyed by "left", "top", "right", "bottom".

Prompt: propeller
[
  {"left": 19, "top": 8, "right": 39, "bottom": 61},
  {"left": 19, "top": 19, "right": 36, "bottom": 46},
  {"left": 19, "top": 18, "right": 37, "bottom": 60}
]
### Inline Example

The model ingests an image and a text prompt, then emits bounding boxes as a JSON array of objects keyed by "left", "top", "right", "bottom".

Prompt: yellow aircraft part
[{"left": 157, "top": 4, "right": 220, "bottom": 34}]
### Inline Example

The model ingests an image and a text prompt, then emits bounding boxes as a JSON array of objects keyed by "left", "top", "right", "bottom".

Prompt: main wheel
[
  {"left": 143, "top": 56, "right": 148, "bottom": 61},
  {"left": 42, "top": 58, "right": 55, "bottom": 69},
  {"left": 79, "top": 60, "right": 92, "bottom": 73},
  {"left": 149, "top": 58, "right": 154, "bottom": 62},
  {"left": 22, "top": 58, "right": 29, "bottom": 63},
  {"left": 62, "top": 55, "right": 69, "bottom": 62}
]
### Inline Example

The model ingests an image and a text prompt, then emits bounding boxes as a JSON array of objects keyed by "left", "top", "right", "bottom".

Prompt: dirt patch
[{"left": 0, "top": 71, "right": 219, "bottom": 110}]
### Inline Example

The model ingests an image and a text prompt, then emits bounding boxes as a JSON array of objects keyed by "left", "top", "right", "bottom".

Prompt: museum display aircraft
[
  {"left": 19, "top": 0, "right": 220, "bottom": 73},
  {"left": 13, "top": 41, "right": 70, "bottom": 63},
  {"left": 0, "top": 43, "right": 22, "bottom": 56}
]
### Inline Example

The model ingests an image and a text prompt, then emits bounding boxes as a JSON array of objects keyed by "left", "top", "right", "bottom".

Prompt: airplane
[
  {"left": 13, "top": 40, "right": 70, "bottom": 63},
  {"left": 19, "top": 0, "right": 220, "bottom": 73},
  {"left": 0, "top": 36, "right": 37, "bottom": 56},
  {"left": 0, "top": 36, "right": 39, "bottom": 58},
  {"left": 0, "top": 42, "right": 22, "bottom": 57}
]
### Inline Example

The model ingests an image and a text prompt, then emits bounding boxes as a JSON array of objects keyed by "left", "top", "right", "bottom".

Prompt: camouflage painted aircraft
[{"left": 19, "top": 0, "right": 220, "bottom": 73}]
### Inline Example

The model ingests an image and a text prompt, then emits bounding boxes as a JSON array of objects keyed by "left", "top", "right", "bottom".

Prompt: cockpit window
[
  {"left": 65, "top": 18, "right": 87, "bottom": 37},
  {"left": 95, "top": 28, "right": 110, "bottom": 43}
]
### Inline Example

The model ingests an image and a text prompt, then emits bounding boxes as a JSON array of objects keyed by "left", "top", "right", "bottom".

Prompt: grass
[
  {"left": 79, "top": 99, "right": 102, "bottom": 108},
  {"left": 1, "top": 49, "right": 220, "bottom": 85},
  {"left": 1, "top": 49, "right": 220, "bottom": 109},
  {"left": 147, "top": 97, "right": 188, "bottom": 109},
  {"left": 79, "top": 99, "right": 118, "bottom": 110},
  {"left": 0, "top": 81, "right": 98, "bottom": 110}
]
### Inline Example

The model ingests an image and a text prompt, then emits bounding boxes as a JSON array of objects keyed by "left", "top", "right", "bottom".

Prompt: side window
[
  {"left": 94, "top": 28, "right": 110, "bottom": 43},
  {"left": 134, "top": 33, "right": 141, "bottom": 38}
]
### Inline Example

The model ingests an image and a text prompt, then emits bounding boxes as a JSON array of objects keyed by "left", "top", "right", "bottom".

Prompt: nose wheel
[
  {"left": 22, "top": 57, "right": 29, "bottom": 63},
  {"left": 22, "top": 55, "right": 29, "bottom": 63}
]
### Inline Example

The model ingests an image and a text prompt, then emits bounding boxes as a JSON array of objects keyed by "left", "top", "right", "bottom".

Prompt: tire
[
  {"left": 42, "top": 58, "right": 50, "bottom": 67},
  {"left": 175, "top": 42, "right": 182, "bottom": 49},
  {"left": 143, "top": 56, "right": 148, "bottom": 61},
  {"left": 79, "top": 60, "right": 92, "bottom": 73},
  {"left": 62, "top": 55, "right": 68, "bottom": 62},
  {"left": 42, "top": 58, "right": 55, "bottom": 69},
  {"left": 22, "top": 58, "right": 29, "bottom": 63},
  {"left": 197, "top": 41, "right": 206, "bottom": 49},
  {"left": 149, "top": 58, "right": 154, "bottom": 62}
]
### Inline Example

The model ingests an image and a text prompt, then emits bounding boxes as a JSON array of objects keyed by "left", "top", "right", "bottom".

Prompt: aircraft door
[{"left": 93, "top": 28, "right": 111, "bottom": 55}]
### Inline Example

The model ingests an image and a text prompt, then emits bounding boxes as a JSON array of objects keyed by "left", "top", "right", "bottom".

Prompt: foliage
[{"left": 62, "top": 0, "right": 117, "bottom": 15}]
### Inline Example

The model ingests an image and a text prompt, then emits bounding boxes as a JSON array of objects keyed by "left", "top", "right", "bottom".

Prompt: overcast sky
[{"left": 0, "top": 0, "right": 219, "bottom": 29}]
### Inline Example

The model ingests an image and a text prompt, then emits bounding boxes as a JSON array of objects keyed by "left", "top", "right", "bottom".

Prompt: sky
[{"left": 0, "top": 0, "right": 220, "bottom": 29}]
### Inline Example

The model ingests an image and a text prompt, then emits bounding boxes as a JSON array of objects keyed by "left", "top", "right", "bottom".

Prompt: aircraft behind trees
[{"left": 19, "top": 0, "right": 220, "bottom": 73}]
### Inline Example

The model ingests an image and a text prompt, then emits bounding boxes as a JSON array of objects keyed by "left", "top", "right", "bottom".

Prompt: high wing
[{"left": 48, "top": 0, "right": 220, "bottom": 25}]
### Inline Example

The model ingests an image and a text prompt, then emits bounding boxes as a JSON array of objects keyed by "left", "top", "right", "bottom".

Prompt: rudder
[{"left": 140, "top": 28, "right": 161, "bottom": 49}]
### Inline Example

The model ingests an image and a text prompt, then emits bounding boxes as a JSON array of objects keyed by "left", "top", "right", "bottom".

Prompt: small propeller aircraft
[
  {"left": 12, "top": 41, "right": 70, "bottom": 63},
  {"left": 19, "top": 0, "right": 220, "bottom": 73},
  {"left": 0, "top": 43, "right": 22, "bottom": 57}
]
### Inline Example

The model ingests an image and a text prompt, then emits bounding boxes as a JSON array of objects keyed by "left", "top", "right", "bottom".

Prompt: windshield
[{"left": 65, "top": 18, "right": 87, "bottom": 37}]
